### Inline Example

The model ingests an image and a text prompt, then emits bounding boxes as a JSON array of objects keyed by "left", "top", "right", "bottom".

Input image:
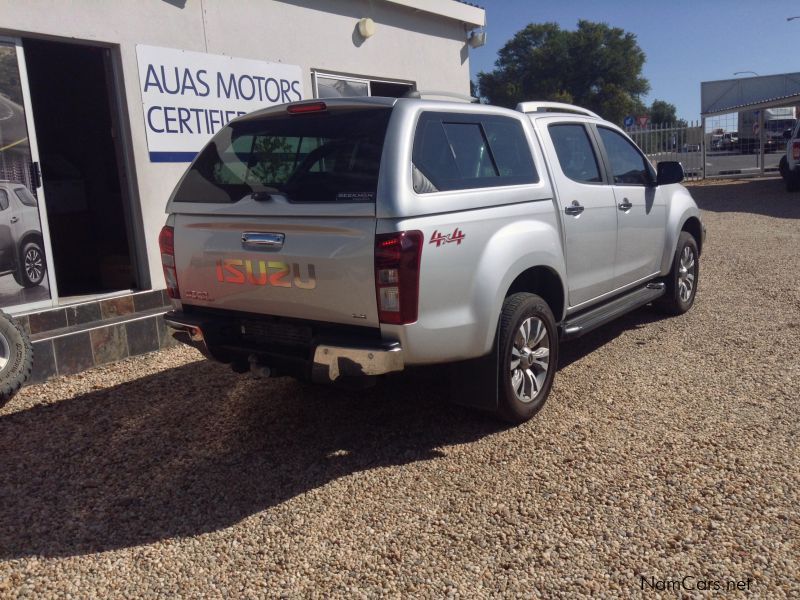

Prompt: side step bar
[{"left": 560, "top": 282, "right": 665, "bottom": 340}]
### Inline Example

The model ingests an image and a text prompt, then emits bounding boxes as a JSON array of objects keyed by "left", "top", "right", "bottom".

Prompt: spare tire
[{"left": 0, "top": 310, "right": 33, "bottom": 407}]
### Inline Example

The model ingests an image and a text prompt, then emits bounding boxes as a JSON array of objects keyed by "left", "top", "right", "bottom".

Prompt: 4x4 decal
[{"left": 429, "top": 228, "right": 465, "bottom": 247}]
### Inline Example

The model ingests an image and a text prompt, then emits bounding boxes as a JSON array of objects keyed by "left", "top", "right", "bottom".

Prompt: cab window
[
  {"left": 548, "top": 124, "right": 602, "bottom": 184},
  {"left": 0, "top": 190, "right": 8, "bottom": 211},
  {"left": 597, "top": 127, "right": 652, "bottom": 185}
]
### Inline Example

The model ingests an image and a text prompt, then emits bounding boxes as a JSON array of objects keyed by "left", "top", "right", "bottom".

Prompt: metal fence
[{"left": 627, "top": 121, "right": 704, "bottom": 181}]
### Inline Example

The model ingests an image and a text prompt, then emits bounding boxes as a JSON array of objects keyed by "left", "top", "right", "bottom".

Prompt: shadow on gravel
[
  {"left": 0, "top": 361, "right": 505, "bottom": 559},
  {"left": 689, "top": 177, "right": 800, "bottom": 219},
  {"left": 557, "top": 307, "right": 665, "bottom": 371}
]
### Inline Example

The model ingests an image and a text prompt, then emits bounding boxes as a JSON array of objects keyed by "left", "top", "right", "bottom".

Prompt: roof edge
[{"left": 381, "top": 0, "right": 485, "bottom": 27}]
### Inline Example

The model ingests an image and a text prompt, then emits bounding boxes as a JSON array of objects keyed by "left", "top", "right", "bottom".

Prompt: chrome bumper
[
  {"left": 312, "top": 343, "right": 404, "bottom": 381},
  {"left": 164, "top": 313, "right": 404, "bottom": 382}
]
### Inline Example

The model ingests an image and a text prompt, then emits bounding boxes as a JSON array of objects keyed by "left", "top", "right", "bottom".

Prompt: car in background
[{"left": 0, "top": 181, "right": 47, "bottom": 288}]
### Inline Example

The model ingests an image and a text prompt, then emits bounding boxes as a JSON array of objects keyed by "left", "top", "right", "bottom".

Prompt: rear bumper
[{"left": 164, "top": 311, "right": 404, "bottom": 382}]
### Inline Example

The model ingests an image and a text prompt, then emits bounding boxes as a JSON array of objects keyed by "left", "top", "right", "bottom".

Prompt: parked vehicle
[
  {"left": 738, "top": 108, "right": 795, "bottom": 154},
  {"left": 161, "top": 97, "right": 705, "bottom": 423},
  {"left": 779, "top": 119, "right": 800, "bottom": 191},
  {"left": 0, "top": 181, "right": 47, "bottom": 288}
]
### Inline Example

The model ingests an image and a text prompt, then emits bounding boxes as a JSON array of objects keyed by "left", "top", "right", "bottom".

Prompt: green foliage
[
  {"left": 648, "top": 99, "right": 687, "bottom": 127},
  {"left": 477, "top": 20, "right": 650, "bottom": 124}
]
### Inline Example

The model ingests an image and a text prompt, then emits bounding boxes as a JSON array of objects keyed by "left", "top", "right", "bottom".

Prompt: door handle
[
  {"left": 618, "top": 199, "right": 633, "bottom": 211},
  {"left": 564, "top": 201, "right": 584, "bottom": 216},
  {"left": 10, "top": 216, "right": 19, "bottom": 224},
  {"left": 241, "top": 232, "right": 285, "bottom": 249}
]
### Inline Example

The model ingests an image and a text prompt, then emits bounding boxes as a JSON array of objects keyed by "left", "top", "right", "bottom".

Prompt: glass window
[
  {"left": 0, "top": 190, "right": 8, "bottom": 211},
  {"left": 548, "top": 124, "right": 602, "bottom": 184},
  {"left": 483, "top": 119, "right": 538, "bottom": 180},
  {"left": 174, "top": 107, "right": 391, "bottom": 203},
  {"left": 14, "top": 186, "right": 37, "bottom": 207},
  {"left": 412, "top": 112, "right": 538, "bottom": 192},
  {"left": 316, "top": 76, "right": 369, "bottom": 98},
  {"left": 442, "top": 122, "right": 497, "bottom": 179},
  {"left": 598, "top": 127, "right": 652, "bottom": 185}
]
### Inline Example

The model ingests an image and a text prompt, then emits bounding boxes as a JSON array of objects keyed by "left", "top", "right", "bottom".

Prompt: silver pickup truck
[{"left": 161, "top": 97, "right": 705, "bottom": 423}]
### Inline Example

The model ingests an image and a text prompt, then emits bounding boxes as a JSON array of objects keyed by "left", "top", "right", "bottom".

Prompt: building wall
[{"left": 0, "top": 0, "right": 473, "bottom": 291}]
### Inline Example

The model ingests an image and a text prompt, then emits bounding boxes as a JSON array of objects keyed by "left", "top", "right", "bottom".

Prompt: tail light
[
  {"left": 375, "top": 231, "right": 423, "bottom": 324},
  {"left": 793, "top": 140, "right": 800, "bottom": 161},
  {"left": 159, "top": 225, "right": 180, "bottom": 299}
]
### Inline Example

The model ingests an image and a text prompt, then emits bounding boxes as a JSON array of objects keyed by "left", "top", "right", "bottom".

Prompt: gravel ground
[{"left": 1, "top": 177, "right": 798, "bottom": 598}]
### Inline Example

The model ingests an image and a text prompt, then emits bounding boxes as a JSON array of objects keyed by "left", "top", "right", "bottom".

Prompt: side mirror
[
  {"left": 783, "top": 129, "right": 792, "bottom": 140},
  {"left": 656, "top": 161, "right": 684, "bottom": 185}
]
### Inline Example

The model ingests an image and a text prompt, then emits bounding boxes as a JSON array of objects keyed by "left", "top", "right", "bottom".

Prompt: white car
[{"left": 0, "top": 181, "right": 47, "bottom": 288}]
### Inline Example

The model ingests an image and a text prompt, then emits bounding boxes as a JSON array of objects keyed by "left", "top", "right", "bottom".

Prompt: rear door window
[
  {"left": 548, "top": 124, "right": 602, "bottom": 184},
  {"left": 0, "top": 190, "right": 8, "bottom": 211},
  {"left": 14, "top": 186, "right": 38, "bottom": 207},
  {"left": 173, "top": 106, "right": 392, "bottom": 203},
  {"left": 413, "top": 112, "right": 538, "bottom": 193}
]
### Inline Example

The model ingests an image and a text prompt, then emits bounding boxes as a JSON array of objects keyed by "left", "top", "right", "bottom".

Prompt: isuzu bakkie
[{"left": 161, "top": 97, "right": 705, "bottom": 423}]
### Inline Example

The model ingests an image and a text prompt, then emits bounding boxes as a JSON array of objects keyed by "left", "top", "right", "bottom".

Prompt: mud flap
[{"left": 446, "top": 343, "right": 498, "bottom": 412}]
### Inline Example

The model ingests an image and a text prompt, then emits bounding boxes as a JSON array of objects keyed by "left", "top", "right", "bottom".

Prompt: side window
[
  {"left": 0, "top": 190, "right": 8, "bottom": 211},
  {"left": 412, "top": 112, "right": 538, "bottom": 192},
  {"left": 442, "top": 122, "right": 497, "bottom": 179},
  {"left": 598, "top": 127, "right": 651, "bottom": 185},
  {"left": 548, "top": 124, "right": 602, "bottom": 184},
  {"left": 483, "top": 119, "right": 538, "bottom": 181},
  {"left": 14, "top": 187, "right": 38, "bottom": 207}
]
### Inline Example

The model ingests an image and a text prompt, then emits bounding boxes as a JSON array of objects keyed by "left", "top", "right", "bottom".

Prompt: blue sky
[{"left": 468, "top": 0, "right": 800, "bottom": 120}]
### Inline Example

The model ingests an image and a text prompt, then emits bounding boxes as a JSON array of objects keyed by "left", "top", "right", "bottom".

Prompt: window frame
[
  {"left": 411, "top": 111, "right": 539, "bottom": 193},
  {"left": 593, "top": 125, "right": 655, "bottom": 187},
  {"left": 547, "top": 122, "right": 607, "bottom": 186}
]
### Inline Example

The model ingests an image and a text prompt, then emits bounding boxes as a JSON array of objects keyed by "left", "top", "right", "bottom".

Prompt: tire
[
  {"left": 496, "top": 293, "right": 559, "bottom": 423},
  {"left": 0, "top": 310, "right": 33, "bottom": 407},
  {"left": 655, "top": 231, "right": 699, "bottom": 316},
  {"left": 16, "top": 239, "right": 46, "bottom": 288}
]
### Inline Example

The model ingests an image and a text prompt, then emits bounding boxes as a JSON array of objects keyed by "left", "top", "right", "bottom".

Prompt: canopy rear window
[{"left": 173, "top": 106, "right": 392, "bottom": 203}]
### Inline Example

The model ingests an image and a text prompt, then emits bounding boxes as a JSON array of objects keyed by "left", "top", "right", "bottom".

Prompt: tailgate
[{"left": 174, "top": 209, "right": 378, "bottom": 327}]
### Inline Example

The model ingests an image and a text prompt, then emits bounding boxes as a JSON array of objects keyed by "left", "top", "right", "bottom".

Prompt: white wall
[{"left": 0, "top": 0, "right": 474, "bottom": 291}]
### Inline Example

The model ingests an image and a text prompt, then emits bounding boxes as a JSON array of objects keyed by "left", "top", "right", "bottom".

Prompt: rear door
[
  {"left": 170, "top": 103, "right": 393, "bottom": 327},
  {"left": 541, "top": 121, "right": 618, "bottom": 307},
  {"left": 595, "top": 126, "right": 666, "bottom": 287}
]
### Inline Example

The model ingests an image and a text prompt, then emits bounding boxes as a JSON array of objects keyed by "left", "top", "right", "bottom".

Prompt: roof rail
[
  {"left": 515, "top": 101, "right": 600, "bottom": 118},
  {"left": 403, "top": 90, "right": 478, "bottom": 103}
]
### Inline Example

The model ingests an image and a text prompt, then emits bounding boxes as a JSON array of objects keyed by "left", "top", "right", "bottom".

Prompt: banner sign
[{"left": 135, "top": 45, "right": 304, "bottom": 162}]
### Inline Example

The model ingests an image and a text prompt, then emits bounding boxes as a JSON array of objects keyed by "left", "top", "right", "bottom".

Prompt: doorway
[{"left": 23, "top": 38, "right": 137, "bottom": 297}]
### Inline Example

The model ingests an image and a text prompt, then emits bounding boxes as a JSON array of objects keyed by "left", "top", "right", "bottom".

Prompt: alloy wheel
[
  {"left": 25, "top": 247, "right": 43, "bottom": 283},
  {"left": 509, "top": 316, "right": 550, "bottom": 403},
  {"left": 677, "top": 245, "right": 696, "bottom": 303}
]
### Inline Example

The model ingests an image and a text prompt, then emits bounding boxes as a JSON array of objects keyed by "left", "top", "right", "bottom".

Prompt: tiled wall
[{"left": 18, "top": 290, "right": 178, "bottom": 384}]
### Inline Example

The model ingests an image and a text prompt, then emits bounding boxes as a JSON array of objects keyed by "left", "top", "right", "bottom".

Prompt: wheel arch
[
  {"left": 505, "top": 266, "right": 565, "bottom": 324},
  {"left": 681, "top": 216, "right": 703, "bottom": 255}
]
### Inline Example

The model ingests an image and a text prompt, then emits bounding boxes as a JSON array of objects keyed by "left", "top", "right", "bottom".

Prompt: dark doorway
[{"left": 23, "top": 38, "right": 136, "bottom": 297}]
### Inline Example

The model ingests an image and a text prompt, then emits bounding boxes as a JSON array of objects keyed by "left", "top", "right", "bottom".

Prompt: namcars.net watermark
[{"left": 641, "top": 575, "right": 754, "bottom": 593}]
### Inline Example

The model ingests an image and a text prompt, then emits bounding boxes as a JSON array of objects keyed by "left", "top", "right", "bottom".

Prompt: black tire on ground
[
  {"left": 655, "top": 231, "right": 699, "bottom": 316},
  {"left": 496, "top": 293, "right": 559, "bottom": 423},
  {"left": 17, "top": 240, "right": 47, "bottom": 288},
  {"left": 0, "top": 310, "right": 33, "bottom": 407}
]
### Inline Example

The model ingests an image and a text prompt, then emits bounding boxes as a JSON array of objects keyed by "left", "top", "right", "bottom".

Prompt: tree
[
  {"left": 477, "top": 20, "right": 649, "bottom": 124},
  {"left": 648, "top": 99, "right": 687, "bottom": 127}
]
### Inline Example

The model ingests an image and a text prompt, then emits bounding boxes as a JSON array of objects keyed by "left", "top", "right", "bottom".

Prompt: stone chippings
[{"left": 1, "top": 177, "right": 798, "bottom": 598}]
